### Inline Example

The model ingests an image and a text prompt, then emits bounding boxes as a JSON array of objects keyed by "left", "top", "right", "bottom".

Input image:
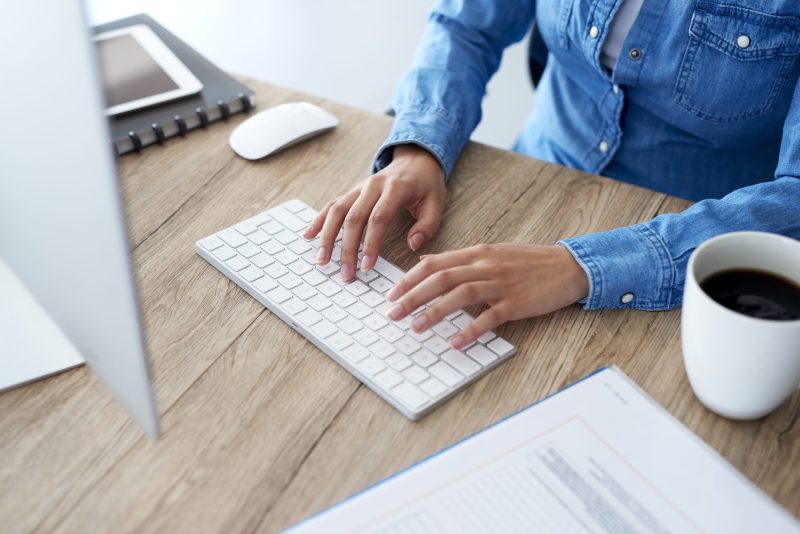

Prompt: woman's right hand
[{"left": 303, "top": 144, "right": 447, "bottom": 281}]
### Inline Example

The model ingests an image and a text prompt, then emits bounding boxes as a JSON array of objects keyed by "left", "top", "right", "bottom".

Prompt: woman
[{"left": 304, "top": 0, "right": 800, "bottom": 350}]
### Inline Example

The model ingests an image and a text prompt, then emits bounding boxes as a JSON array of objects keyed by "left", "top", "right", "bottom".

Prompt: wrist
[
  {"left": 556, "top": 244, "right": 590, "bottom": 303},
  {"left": 392, "top": 144, "right": 444, "bottom": 180}
]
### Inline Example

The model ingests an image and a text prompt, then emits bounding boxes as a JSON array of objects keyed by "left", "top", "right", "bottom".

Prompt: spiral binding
[
  {"left": 127, "top": 131, "right": 143, "bottom": 152},
  {"left": 217, "top": 100, "right": 230, "bottom": 121},
  {"left": 173, "top": 115, "right": 187, "bottom": 136},
  {"left": 151, "top": 123, "right": 165, "bottom": 144},
  {"left": 195, "top": 107, "right": 209, "bottom": 128}
]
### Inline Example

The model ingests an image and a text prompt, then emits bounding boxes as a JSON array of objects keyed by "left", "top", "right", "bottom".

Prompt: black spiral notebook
[{"left": 93, "top": 14, "right": 256, "bottom": 156}]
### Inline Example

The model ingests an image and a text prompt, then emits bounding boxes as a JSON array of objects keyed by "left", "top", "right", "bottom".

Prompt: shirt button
[
  {"left": 737, "top": 34, "right": 751, "bottom": 49},
  {"left": 612, "top": 84, "right": 620, "bottom": 94},
  {"left": 621, "top": 293, "right": 634, "bottom": 304},
  {"left": 599, "top": 140, "right": 609, "bottom": 153},
  {"left": 629, "top": 48, "right": 642, "bottom": 60},
  {"left": 589, "top": 26, "right": 600, "bottom": 39}
]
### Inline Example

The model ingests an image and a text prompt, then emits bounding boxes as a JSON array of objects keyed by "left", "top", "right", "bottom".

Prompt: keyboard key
[
  {"left": 331, "top": 245, "right": 342, "bottom": 262},
  {"left": 359, "top": 356, "right": 386, "bottom": 376},
  {"left": 375, "top": 301, "right": 393, "bottom": 316},
  {"left": 248, "top": 230, "right": 270, "bottom": 245},
  {"left": 332, "top": 291, "right": 358, "bottom": 308},
  {"left": 292, "top": 283, "right": 317, "bottom": 300},
  {"left": 317, "top": 281, "right": 341, "bottom": 297},
  {"left": 235, "top": 221, "right": 259, "bottom": 235},
  {"left": 369, "top": 276, "right": 394, "bottom": 293},
  {"left": 316, "top": 261, "right": 340, "bottom": 276},
  {"left": 432, "top": 321, "right": 459, "bottom": 338},
  {"left": 251, "top": 253, "right": 274, "bottom": 268},
  {"left": 322, "top": 305, "right": 348, "bottom": 322},
  {"left": 395, "top": 336, "right": 421, "bottom": 355},
  {"left": 302, "top": 270, "right": 327, "bottom": 286},
  {"left": 487, "top": 337, "right": 515, "bottom": 357},
  {"left": 386, "top": 353, "right": 412, "bottom": 371},
  {"left": 297, "top": 207, "right": 317, "bottom": 223},
  {"left": 296, "top": 309, "right": 322, "bottom": 326},
  {"left": 226, "top": 256, "right": 250, "bottom": 272},
  {"left": 356, "top": 270, "right": 379, "bottom": 283},
  {"left": 342, "top": 345, "right": 370, "bottom": 363},
  {"left": 394, "top": 316, "right": 414, "bottom": 330},
  {"left": 307, "top": 294, "right": 333, "bottom": 312},
  {"left": 411, "top": 305, "right": 427, "bottom": 316},
  {"left": 360, "top": 291, "right": 384, "bottom": 307},
  {"left": 452, "top": 313, "right": 473, "bottom": 330},
  {"left": 353, "top": 328, "right": 379, "bottom": 346},
  {"left": 199, "top": 235, "right": 223, "bottom": 251},
  {"left": 249, "top": 212, "right": 272, "bottom": 226},
  {"left": 363, "top": 313, "right": 388, "bottom": 331},
  {"left": 327, "top": 332, "right": 353, "bottom": 351},
  {"left": 261, "top": 240, "right": 283, "bottom": 255},
  {"left": 266, "top": 287, "right": 292, "bottom": 303},
  {"left": 374, "top": 369, "right": 403, "bottom": 389},
  {"left": 370, "top": 340, "right": 395, "bottom": 359},
  {"left": 478, "top": 330, "right": 497, "bottom": 344},
  {"left": 403, "top": 365, "right": 430, "bottom": 385},
  {"left": 445, "top": 310, "right": 462, "bottom": 321},
  {"left": 289, "top": 261, "right": 313, "bottom": 275},
  {"left": 344, "top": 281, "right": 369, "bottom": 296},
  {"left": 239, "top": 265, "right": 264, "bottom": 282},
  {"left": 274, "top": 250, "right": 298, "bottom": 265},
  {"left": 411, "top": 349, "right": 438, "bottom": 368},
  {"left": 283, "top": 298, "right": 307, "bottom": 315},
  {"left": 261, "top": 221, "right": 284, "bottom": 235},
  {"left": 265, "top": 263, "right": 289, "bottom": 279},
  {"left": 442, "top": 350, "right": 481, "bottom": 377},
  {"left": 289, "top": 240, "right": 311, "bottom": 254},
  {"left": 466, "top": 345, "right": 498, "bottom": 366},
  {"left": 429, "top": 361, "right": 464, "bottom": 387},
  {"left": 311, "top": 319, "right": 337, "bottom": 339},
  {"left": 373, "top": 256, "right": 404, "bottom": 283},
  {"left": 238, "top": 243, "right": 261, "bottom": 258},
  {"left": 423, "top": 336, "right": 450, "bottom": 355},
  {"left": 219, "top": 229, "right": 248, "bottom": 248},
  {"left": 278, "top": 274, "right": 303, "bottom": 289},
  {"left": 407, "top": 328, "right": 434, "bottom": 342},
  {"left": 392, "top": 382, "right": 429, "bottom": 409},
  {"left": 378, "top": 324, "right": 404, "bottom": 343},
  {"left": 338, "top": 317, "right": 363, "bottom": 335},
  {"left": 302, "top": 249, "right": 318, "bottom": 263},
  {"left": 212, "top": 245, "right": 237, "bottom": 261},
  {"left": 270, "top": 207, "right": 306, "bottom": 232},
  {"left": 253, "top": 277, "right": 278, "bottom": 293},
  {"left": 284, "top": 199, "right": 307, "bottom": 213},
  {"left": 420, "top": 378, "right": 447, "bottom": 398}
]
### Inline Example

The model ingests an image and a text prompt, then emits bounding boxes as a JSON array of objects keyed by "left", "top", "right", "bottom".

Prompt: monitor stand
[{"left": 0, "top": 259, "right": 84, "bottom": 391}]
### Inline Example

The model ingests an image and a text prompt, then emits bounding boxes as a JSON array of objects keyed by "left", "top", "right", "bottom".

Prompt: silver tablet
[{"left": 94, "top": 24, "right": 203, "bottom": 116}]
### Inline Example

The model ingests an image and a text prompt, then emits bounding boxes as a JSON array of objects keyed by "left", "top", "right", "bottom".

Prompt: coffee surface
[{"left": 700, "top": 269, "right": 800, "bottom": 321}]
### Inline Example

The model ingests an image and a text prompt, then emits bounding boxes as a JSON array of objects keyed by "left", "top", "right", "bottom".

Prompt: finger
[
  {"left": 450, "top": 306, "right": 507, "bottom": 350},
  {"left": 317, "top": 191, "right": 358, "bottom": 265},
  {"left": 339, "top": 183, "right": 382, "bottom": 280},
  {"left": 360, "top": 184, "right": 410, "bottom": 272},
  {"left": 385, "top": 265, "right": 486, "bottom": 321},
  {"left": 406, "top": 194, "right": 443, "bottom": 251},
  {"left": 386, "top": 248, "right": 477, "bottom": 302},
  {"left": 303, "top": 203, "right": 329, "bottom": 239},
  {"left": 411, "top": 282, "right": 497, "bottom": 334}
]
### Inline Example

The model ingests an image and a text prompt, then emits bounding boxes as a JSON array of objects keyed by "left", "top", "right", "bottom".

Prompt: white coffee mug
[{"left": 682, "top": 231, "right": 800, "bottom": 420}]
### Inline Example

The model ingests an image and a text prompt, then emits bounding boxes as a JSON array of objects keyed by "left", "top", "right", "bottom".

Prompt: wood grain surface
[{"left": 1, "top": 78, "right": 797, "bottom": 533}]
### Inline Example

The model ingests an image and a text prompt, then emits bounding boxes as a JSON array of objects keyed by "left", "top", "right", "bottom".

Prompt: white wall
[{"left": 87, "top": 0, "right": 534, "bottom": 149}]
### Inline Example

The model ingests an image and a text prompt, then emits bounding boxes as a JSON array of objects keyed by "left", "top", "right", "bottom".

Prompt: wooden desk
[{"left": 1, "top": 79, "right": 797, "bottom": 533}]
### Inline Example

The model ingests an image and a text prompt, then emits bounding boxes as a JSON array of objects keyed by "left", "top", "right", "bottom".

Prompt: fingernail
[
  {"left": 316, "top": 246, "right": 327, "bottom": 264},
  {"left": 411, "top": 315, "right": 430, "bottom": 332},
  {"left": 450, "top": 335, "right": 465, "bottom": 350},
  {"left": 361, "top": 255, "right": 375, "bottom": 271},
  {"left": 304, "top": 226, "right": 314, "bottom": 236},
  {"left": 341, "top": 263, "right": 354, "bottom": 281},
  {"left": 386, "top": 304, "right": 405, "bottom": 320},
  {"left": 386, "top": 287, "right": 401, "bottom": 301},
  {"left": 409, "top": 232, "right": 425, "bottom": 251}
]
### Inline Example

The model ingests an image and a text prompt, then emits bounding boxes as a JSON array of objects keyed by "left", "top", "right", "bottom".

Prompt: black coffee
[{"left": 700, "top": 269, "right": 800, "bottom": 321}]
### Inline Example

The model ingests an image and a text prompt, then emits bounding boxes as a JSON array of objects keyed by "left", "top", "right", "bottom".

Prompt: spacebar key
[{"left": 373, "top": 257, "right": 404, "bottom": 283}]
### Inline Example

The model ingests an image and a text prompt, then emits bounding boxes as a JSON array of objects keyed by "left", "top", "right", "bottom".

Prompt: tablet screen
[{"left": 96, "top": 34, "right": 179, "bottom": 108}]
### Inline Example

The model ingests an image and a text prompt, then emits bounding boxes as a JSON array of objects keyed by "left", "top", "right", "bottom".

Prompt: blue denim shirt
[{"left": 373, "top": 0, "right": 800, "bottom": 310}]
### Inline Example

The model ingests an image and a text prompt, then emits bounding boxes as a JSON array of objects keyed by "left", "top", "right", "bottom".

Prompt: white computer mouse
[{"left": 229, "top": 101, "right": 338, "bottom": 160}]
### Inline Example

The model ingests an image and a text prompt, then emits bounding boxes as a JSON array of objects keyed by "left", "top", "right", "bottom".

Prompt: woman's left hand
[{"left": 384, "top": 243, "right": 589, "bottom": 350}]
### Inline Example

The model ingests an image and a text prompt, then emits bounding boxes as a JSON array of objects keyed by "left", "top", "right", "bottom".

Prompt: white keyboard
[{"left": 195, "top": 199, "right": 517, "bottom": 420}]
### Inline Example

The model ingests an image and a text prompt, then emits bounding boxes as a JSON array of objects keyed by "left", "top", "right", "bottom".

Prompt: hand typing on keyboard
[
  {"left": 302, "top": 144, "right": 446, "bottom": 281},
  {"left": 384, "top": 243, "right": 589, "bottom": 350}
]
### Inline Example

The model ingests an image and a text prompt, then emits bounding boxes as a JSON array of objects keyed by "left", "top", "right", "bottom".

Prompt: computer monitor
[{"left": 0, "top": 1, "right": 159, "bottom": 437}]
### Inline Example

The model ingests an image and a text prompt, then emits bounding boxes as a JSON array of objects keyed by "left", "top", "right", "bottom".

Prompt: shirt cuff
[
  {"left": 371, "top": 105, "right": 463, "bottom": 180},
  {"left": 557, "top": 223, "right": 679, "bottom": 311}
]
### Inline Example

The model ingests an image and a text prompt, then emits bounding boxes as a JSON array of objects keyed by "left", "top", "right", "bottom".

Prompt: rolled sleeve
[
  {"left": 558, "top": 224, "right": 679, "bottom": 311},
  {"left": 371, "top": 105, "right": 460, "bottom": 179}
]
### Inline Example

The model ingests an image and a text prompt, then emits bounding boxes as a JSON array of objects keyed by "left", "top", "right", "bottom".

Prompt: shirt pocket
[{"left": 672, "top": 2, "right": 800, "bottom": 123}]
